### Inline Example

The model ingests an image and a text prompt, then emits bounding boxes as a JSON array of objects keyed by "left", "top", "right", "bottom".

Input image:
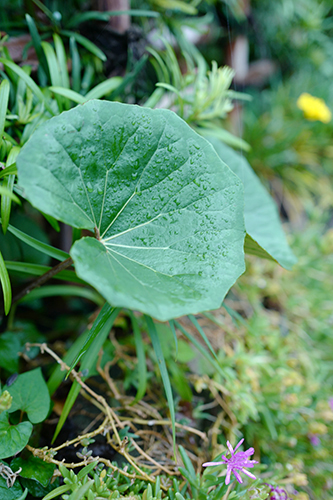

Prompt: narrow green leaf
[
  {"left": 41, "top": 484, "right": 70, "bottom": 500},
  {"left": 52, "top": 306, "right": 119, "bottom": 442},
  {"left": 0, "top": 186, "right": 20, "bottom": 204},
  {"left": 18, "top": 285, "right": 104, "bottom": 306},
  {"left": 0, "top": 59, "right": 54, "bottom": 115},
  {"left": 129, "top": 312, "right": 147, "bottom": 404},
  {"left": 68, "top": 304, "right": 119, "bottom": 373},
  {"left": 25, "top": 14, "right": 49, "bottom": 79},
  {"left": 41, "top": 211, "right": 60, "bottom": 232},
  {"left": 0, "top": 162, "right": 17, "bottom": 178},
  {"left": 178, "top": 445, "right": 196, "bottom": 479},
  {"left": 48, "top": 86, "right": 85, "bottom": 104},
  {"left": 0, "top": 79, "right": 10, "bottom": 149},
  {"left": 188, "top": 314, "right": 218, "bottom": 362},
  {"left": 1, "top": 146, "right": 20, "bottom": 233},
  {"left": 4, "top": 261, "right": 84, "bottom": 284},
  {"left": 6, "top": 223, "right": 69, "bottom": 261},
  {"left": 53, "top": 34, "right": 70, "bottom": 89},
  {"left": 41, "top": 41, "right": 62, "bottom": 111},
  {"left": 0, "top": 249, "right": 11, "bottom": 315},
  {"left": 61, "top": 31, "right": 107, "bottom": 61},
  {"left": 143, "top": 87, "right": 165, "bottom": 109},
  {"left": 145, "top": 315, "right": 176, "bottom": 456},
  {"left": 70, "top": 37, "right": 81, "bottom": 93},
  {"left": 85, "top": 77, "right": 123, "bottom": 100},
  {"left": 169, "top": 320, "right": 178, "bottom": 360}
]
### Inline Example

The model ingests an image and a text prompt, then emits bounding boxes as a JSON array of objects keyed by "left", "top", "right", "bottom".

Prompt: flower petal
[
  {"left": 233, "top": 470, "right": 243, "bottom": 484},
  {"left": 227, "top": 441, "right": 234, "bottom": 455},
  {"left": 225, "top": 469, "right": 231, "bottom": 485},
  {"left": 241, "top": 469, "right": 257, "bottom": 480},
  {"left": 234, "top": 438, "right": 244, "bottom": 452},
  {"left": 202, "top": 461, "right": 226, "bottom": 467}
]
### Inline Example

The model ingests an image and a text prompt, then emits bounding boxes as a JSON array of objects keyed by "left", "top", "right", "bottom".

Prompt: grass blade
[
  {"left": 53, "top": 34, "right": 70, "bottom": 89},
  {"left": 41, "top": 41, "right": 62, "bottom": 112},
  {"left": 68, "top": 304, "right": 119, "bottom": 373},
  {"left": 49, "top": 86, "right": 85, "bottom": 104},
  {"left": 69, "top": 37, "right": 81, "bottom": 93},
  {"left": 0, "top": 249, "right": 11, "bottom": 315},
  {"left": 18, "top": 284, "right": 104, "bottom": 306},
  {"left": 61, "top": 31, "right": 107, "bottom": 62},
  {"left": 85, "top": 77, "right": 123, "bottom": 100},
  {"left": 129, "top": 312, "right": 147, "bottom": 404},
  {"left": 5, "top": 261, "right": 84, "bottom": 284},
  {"left": 145, "top": 315, "right": 176, "bottom": 456},
  {"left": 0, "top": 58, "right": 54, "bottom": 115},
  {"left": 0, "top": 79, "right": 10, "bottom": 149},
  {"left": 0, "top": 186, "right": 20, "bottom": 204},
  {"left": 6, "top": 223, "right": 69, "bottom": 261},
  {"left": 169, "top": 320, "right": 178, "bottom": 360},
  {"left": 25, "top": 14, "right": 49, "bottom": 80},
  {"left": 53, "top": 305, "right": 119, "bottom": 442},
  {"left": 1, "top": 146, "right": 20, "bottom": 234}
]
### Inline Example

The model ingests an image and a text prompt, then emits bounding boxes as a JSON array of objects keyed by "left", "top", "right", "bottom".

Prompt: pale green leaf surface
[
  {"left": 17, "top": 101, "right": 245, "bottom": 321},
  {"left": 207, "top": 137, "right": 297, "bottom": 270}
]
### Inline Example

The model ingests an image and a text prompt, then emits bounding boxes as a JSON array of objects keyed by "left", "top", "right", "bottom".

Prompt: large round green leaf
[{"left": 17, "top": 100, "right": 245, "bottom": 320}]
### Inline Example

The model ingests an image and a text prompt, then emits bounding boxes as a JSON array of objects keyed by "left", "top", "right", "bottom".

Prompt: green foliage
[
  {"left": 16, "top": 99, "right": 246, "bottom": 321},
  {"left": 5, "top": 368, "right": 50, "bottom": 424}
]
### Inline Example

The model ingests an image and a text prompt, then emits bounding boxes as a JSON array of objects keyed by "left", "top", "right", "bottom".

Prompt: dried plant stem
[{"left": 25, "top": 343, "right": 169, "bottom": 487}]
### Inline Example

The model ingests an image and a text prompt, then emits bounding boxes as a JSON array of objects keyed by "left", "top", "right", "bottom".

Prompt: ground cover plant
[{"left": 0, "top": 1, "right": 332, "bottom": 499}]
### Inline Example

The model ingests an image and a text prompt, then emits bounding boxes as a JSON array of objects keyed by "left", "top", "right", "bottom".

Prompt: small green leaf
[
  {"left": 11, "top": 455, "right": 55, "bottom": 487},
  {"left": 70, "top": 37, "right": 81, "bottom": 93},
  {"left": 0, "top": 412, "right": 33, "bottom": 459},
  {"left": 6, "top": 368, "right": 50, "bottom": 424}
]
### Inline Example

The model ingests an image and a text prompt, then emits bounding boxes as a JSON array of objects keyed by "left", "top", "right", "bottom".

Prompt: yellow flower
[{"left": 297, "top": 93, "right": 332, "bottom": 123}]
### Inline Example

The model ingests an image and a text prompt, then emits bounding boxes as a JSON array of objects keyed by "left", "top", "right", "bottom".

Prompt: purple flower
[
  {"left": 329, "top": 398, "right": 333, "bottom": 411},
  {"left": 202, "top": 438, "right": 258, "bottom": 485},
  {"left": 265, "top": 484, "right": 288, "bottom": 500},
  {"left": 308, "top": 433, "right": 321, "bottom": 446}
]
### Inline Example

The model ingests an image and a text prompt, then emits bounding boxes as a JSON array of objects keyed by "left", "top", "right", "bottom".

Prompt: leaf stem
[{"left": 12, "top": 257, "right": 74, "bottom": 305}]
